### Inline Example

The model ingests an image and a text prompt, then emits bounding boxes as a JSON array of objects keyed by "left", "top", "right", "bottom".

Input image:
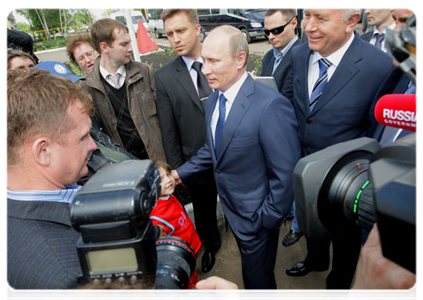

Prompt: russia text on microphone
[{"left": 382, "top": 109, "right": 416, "bottom": 128}]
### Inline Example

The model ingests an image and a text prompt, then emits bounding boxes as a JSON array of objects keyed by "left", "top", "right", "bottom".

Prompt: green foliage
[
  {"left": 254, "top": 56, "right": 263, "bottom": 75},
  {"left": 17, "top": 22, "right": 30, "bottom": 32},
  {"left": 34, "top": 38, "right": 67, "bottom": 51},
  {"left": 65, "top": 61, "right": 85, "bottom": 77}
]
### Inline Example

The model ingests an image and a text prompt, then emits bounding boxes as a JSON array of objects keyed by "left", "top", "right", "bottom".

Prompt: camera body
[
  {"left": 294, "top": 134, "right": 415, "bottom": 273},
  {"left": 70, "top": 159, "right": 198, "bottom": 289}
]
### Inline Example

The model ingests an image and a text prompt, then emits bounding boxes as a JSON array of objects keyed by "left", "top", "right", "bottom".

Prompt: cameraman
[
  {"left": 7, "top": 68, "right": 97, "bottom": 289},
  {"left": 352, "top": 224, "right": 415, "bottom": 289}
]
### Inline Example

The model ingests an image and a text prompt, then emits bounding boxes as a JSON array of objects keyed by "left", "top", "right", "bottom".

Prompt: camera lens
[
  {"left": 318, "top": 151, "right": 376, "bottom": 233},
  {"left": 154, "top": 236, "right": 197, "bottom": 289}
]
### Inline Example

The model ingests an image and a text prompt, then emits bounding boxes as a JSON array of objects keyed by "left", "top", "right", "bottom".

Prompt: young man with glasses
[{"left": 261, "top": 9, "right": 301, "bottom": 102}]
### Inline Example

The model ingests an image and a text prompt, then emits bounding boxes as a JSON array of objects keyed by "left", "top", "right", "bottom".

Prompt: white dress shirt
[{"left": 210, "top": 71, "right": 248, "bottom": 145}]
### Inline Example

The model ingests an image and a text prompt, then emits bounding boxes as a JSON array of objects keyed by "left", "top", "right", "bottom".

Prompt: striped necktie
[{"left": 309, "top": 58, "right": 332, "bottom": 111}]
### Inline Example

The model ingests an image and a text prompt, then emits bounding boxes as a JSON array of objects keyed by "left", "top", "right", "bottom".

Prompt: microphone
[{"left": 375, "top": 94, "right": 416, "bottom": 132}]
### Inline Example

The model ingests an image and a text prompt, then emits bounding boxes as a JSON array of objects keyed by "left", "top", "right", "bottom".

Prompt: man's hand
[
  {"left": 352, "top": 224, "right": 416, "bottom": 289},
  {"left": 171, "top": 169, "right": 183, "bottom": 185},
  {"left": 195, "top": 276, "right": 239, "bottom": 289}
]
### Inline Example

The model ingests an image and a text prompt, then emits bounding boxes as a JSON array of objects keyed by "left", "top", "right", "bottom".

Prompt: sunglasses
[{"left": 264, "top": 17, "right": 294, "bottom": 36}]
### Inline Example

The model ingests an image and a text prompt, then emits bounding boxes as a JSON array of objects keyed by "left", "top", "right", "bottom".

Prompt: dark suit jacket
[
  {"left": 360, "top": 31, "right": 373, "bottom": 43},
  {"left": 8, "top": 200, "right": 82, "bottom": 289},
  {"left": 155, "top": 56, "right": 208, "bottom": 169},
  {"left": 291, "top": 34, "right": 400, "bottom": 156},
  {"left": 261, "top": 38, "right": 301, "bottom": 101},
  {"left": 177, "top": 75, "right": 301, "bottom": 241}
]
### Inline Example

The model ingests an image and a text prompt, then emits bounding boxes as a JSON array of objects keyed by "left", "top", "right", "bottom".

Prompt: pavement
[{"left": 189, "top": 200, "right": 331, "bottom": 289}]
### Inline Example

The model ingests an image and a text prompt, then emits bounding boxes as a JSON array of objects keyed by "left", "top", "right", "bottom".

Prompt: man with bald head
[
  {"left": 173, "top": 25, "right": 301, "bottom": 289},
  {"left": 286, "top": 9, "right": 400, "bottom": 288},
  {"left": 361, "top": 9, "right": 395, "bottom": 52}
]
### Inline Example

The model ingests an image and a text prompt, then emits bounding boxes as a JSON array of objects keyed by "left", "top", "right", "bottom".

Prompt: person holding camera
[{"left": 7, "top": 68, "right": 97, "bottom": 289}]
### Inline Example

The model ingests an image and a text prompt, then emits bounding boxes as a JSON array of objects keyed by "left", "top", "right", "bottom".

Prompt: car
[
  {"left": 197, "top": 9, "right": 266, "bottom": 43},
  {"left": 109, "top": 10, "right": 150, "bottom": 34}
]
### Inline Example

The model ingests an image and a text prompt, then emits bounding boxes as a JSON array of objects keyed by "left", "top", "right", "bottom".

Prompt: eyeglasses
[{"left": 264, "top": 17, "right": 294, "bottom": 36}]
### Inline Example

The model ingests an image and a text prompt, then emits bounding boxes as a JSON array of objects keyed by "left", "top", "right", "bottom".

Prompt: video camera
[
  {"left": 294, "top": 133, "right": 415, "bottom": 273},
  {"left": 70, "top": 160, "right": 197, "bottom": 289}
]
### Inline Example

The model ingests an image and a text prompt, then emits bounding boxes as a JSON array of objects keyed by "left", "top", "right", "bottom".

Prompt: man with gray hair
[
  {"left": 285, "top": 9, "right": 400, "bottom": 288},
  {"left": 173, "top": 25, "right": 301, "bottom": 289}
]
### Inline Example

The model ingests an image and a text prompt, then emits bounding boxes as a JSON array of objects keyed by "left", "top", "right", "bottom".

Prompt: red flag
[{"left": 136, "top": 19, "right": 159, "bottom": 54}]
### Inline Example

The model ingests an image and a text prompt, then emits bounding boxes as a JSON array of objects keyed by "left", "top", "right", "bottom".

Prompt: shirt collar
[
  {"left": 7, "top": 183, "right": 82, "bottom": 205},
  {"left": 219, "top": 71, "right": 248, "bottom": 104},
  {"left": 311, "top": 32, "right": 355, "bottom": 68},
  {"left": 373, "top": 22, "right": 396, "bottom": 35},
  {"left": 99, "top": 63, "right": 127, "bottom": 79},
  {"left": 274, "top": 36, "right": 299, "bottom": 60},
  {"left": 182, "top": 56, "right": 204, "bottom": 72}
]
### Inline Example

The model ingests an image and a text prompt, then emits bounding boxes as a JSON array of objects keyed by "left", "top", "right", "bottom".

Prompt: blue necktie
[
  {"left": 309, "top": 58, "right": 332, "bottom": 111},
  {"left": 374, "top": 33, "right": 385, "bottom": 49},
  {"left": 214, "top": 93, "right": 227, "bottom": 156}
]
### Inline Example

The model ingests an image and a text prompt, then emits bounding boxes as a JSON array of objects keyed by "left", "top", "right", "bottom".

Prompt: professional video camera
[
  {"left": 294, "top": 11, "right": 420, "bottom": 275},
  {"left": 294, "top": 133, "right": 415, "bottom": 273},
  {"left": 70, "top": 160, "right": 197, "bottom": 289}
]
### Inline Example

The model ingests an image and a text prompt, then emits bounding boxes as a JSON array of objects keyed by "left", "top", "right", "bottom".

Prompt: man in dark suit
[
  {"left": 173, "top": 25, "right": 301, "bottom": 289},
  {"left": 261, "top": 8, "right": 303, "bottom": 247},
  {"left": 360, "top": 9, "right": 395, "bottom": 52},
  {"left": 285, "top": 9, "right": 400, "bottom": 289},
  {"left": 7, "top": 68, "right": 97, "bottom": 288},
  {"left": 261, "top": 9, "right": 301, "bottom": 101},
  {"left": 154, "top": 9, "right": 221, "bottom": 273}
]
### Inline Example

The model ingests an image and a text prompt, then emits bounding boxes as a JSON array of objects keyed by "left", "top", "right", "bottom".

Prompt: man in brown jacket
[{"left": 82, "top": 18, "right": 166, "bottom": 162}]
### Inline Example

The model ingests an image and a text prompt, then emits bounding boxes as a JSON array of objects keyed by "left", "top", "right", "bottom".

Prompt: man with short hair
[
  {"left": 173, "top": 25, "right": 301, "bottom": 289},
  {"left": 286, "top": 9, "right": 400, "bottom": 288},
  {"left": 7, "top": 48, "right": 35, "bottom": 70},
  {"left": 261, "top": 9, "right": 301, "bottom": 101},
  {"left": 262, "top": 9, "right": 303, "bottom": 247},
  {"left": 361, "top": 9, "right": 395, "bottom": 52},
  {"left": 155, "top": 9, "right": 221, "bottom": 273},
  {"left": 81, "top": 18, "right": 166, "bottom": 162},
  {"left": 7, "top": 68, "right": 97, "bottom": 289}
]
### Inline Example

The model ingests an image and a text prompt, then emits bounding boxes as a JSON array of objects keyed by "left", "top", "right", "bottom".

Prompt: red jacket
[{"left": 150, "top": 194, "right": 201, "bottom": 254}]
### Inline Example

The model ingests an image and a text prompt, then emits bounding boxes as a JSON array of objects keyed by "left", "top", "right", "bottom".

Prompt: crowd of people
[{"left": 7, "top": 8, "right": 416, "bottom": 291}]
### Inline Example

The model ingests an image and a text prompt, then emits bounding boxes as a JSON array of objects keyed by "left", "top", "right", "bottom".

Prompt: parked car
[
  {"left": 197, "top": 9, "right": 266, "bottom": 43},
  {"left": 109, "top": 10, "right": 150, "bottom": 34}
]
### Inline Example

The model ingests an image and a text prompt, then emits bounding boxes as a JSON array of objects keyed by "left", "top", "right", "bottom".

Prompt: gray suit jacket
[{"left": 8, "top": 199, "right": 82, "bottom": 289}]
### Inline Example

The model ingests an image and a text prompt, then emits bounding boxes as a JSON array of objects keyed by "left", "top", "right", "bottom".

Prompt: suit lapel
[
  {"left": 174, "top": 57, "right": 205, "bottom": 114},
  {"left": 206, "top": 92, "right": 219, "bottom": 162},
  {"left": 310, "top": 36, "right": 361, "bottom": 116},
  {"left": 216, "top": 76, "right": 253, "bottom": 162}
]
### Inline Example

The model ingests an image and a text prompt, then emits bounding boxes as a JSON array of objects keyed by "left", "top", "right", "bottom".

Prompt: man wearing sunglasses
[{"left": 261, "top": 9, "right": 301, "bottom": 102}]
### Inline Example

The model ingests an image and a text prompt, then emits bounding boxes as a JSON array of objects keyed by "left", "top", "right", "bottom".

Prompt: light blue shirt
[
  {"left": 7, "top": 183, "right": 81, "bottom": 205},
  {"left": 272, "top": 36, "right": 299, "bottom": 74}
]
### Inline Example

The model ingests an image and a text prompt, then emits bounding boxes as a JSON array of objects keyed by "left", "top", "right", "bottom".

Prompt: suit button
[
  {"left": 306, "top": 119, "right": 312, "bottom": 124},
  {"left": 215, "top": 169, "right": 220, "bottom": 174}
]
